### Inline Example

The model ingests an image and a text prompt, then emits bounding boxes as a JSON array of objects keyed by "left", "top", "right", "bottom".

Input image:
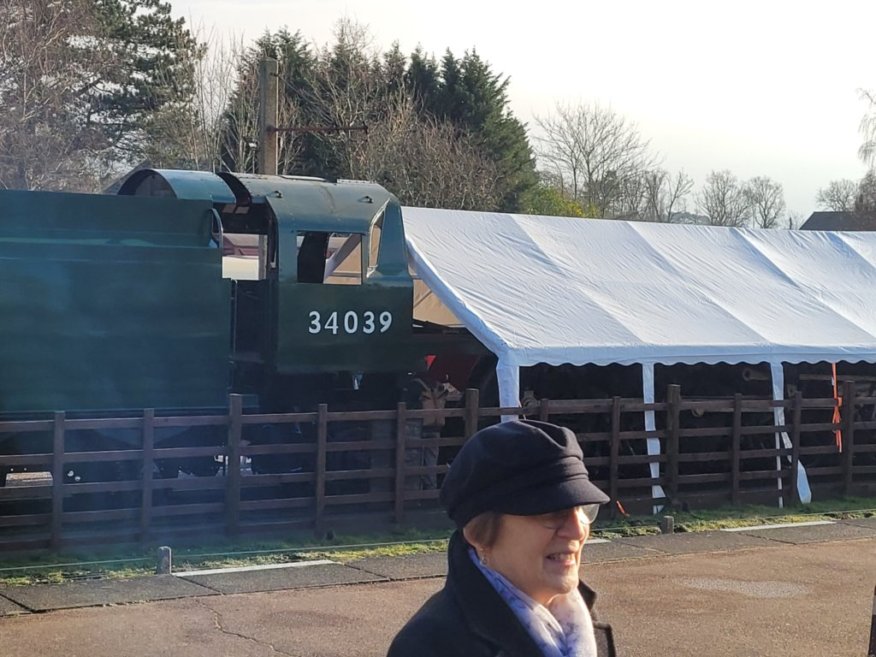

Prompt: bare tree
[
  {"left": 859, "top": 88, "right": 876, "bottom": 167},
  {"left": 855, "top": 169, "right": 876, "bottom": 213},
  {"left": 856, "top": 91, "right": 876, "bottom": 215},
  {"left": 697, "top": 170, "right": 750, "bottom": 227},
  {"left": 743, "top": 176, "right": 785, "bottom": 229},
  {"left": 220, "top": 60, "right": 263, "bottom": 174},
  {"left": 0, "top": 0, "right": 110, "bottom": 190},
  {"left": 142, "top": 30, "right": 247, "bottom": 171},
  {"left": 0, "top": 0, "right": 203, "bottom": 190},
  {"left": 353, "top": 93, "right": 500, "bottom": 210},
  {"left": 642, "top": 169, "right": 694, "bottom": 222},
  {"left": 214, "top": 41, "right": 306, "bottom": 175},
  {"left": 306, "top": 19, "right": 386, "bottom": 179},
  {"left": 612, "top": 173, "right": 648, "bottom": 220},
  {"left": 815, "top": 179, "right": 858, "bottom": 212},
  {"left": 534, "top": 103, "right": 657, "bottom": 218}
]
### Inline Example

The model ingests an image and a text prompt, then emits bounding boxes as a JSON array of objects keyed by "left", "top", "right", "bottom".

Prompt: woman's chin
[{"left": 541, "top": 563, "right": 580, "bottom": 595}]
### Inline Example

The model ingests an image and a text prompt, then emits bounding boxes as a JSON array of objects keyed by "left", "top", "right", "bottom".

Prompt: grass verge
[{"left": 597, "top": 495, "right": 876, "bottom": 538}]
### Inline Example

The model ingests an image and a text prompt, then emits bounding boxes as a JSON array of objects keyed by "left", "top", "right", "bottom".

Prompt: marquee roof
[{"left": 402, "top": 208, "right": 876, "bottom": 371}]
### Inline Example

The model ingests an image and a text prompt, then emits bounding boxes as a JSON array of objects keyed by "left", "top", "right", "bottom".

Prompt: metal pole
[
  {"left": 258, "top": 58, "right": 279, "bottom": 175},
  {"left": 156, "top": 546, "right": 172, "bottom": 575}
]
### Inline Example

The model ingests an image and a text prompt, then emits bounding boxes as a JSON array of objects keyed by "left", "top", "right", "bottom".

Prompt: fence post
[
  {"left": 141, "top": 409, "right": 155, "bottom": 541},
  {"left": 666, "top": 385, "right": 681, "bottom": 505},
  {"left": 464, "top": 388, "right": 480, "bottom": 439},
  {"left": 539, "top": 398, "right": 550, "bottom": 422},
  {"left": 315, "top": 403, "right": 328, "bottom": 535},
  {"left": 394, "top": 402, "right": 407, "bottom": 525},
  {"left": 50, "top": 411, "right": 65, "bottom": 551},
  {"left": 790, "top": 391, "right": 802, "bottom": 505},
  {"left": 609, "top": 396, "right": 621, "bottom": 520},
  {"left": 731, "top": 393, "right": 742, "bottom": 506},
  {"left": 842, "top": 380, "right": 856, "bottom": 496},
  {"left": 225, "top": 394, "right": 242, "bottom": 536}
]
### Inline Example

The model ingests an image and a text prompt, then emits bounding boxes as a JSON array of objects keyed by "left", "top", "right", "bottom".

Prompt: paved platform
[
  {"left": 612, "top": 529, "right": 774, "bottom": 554},
  {"left": 0, "top": 528, "right": 872, "bottom": 657},
  {"left": 582, "top": 539, "right": 660, "bottom": 563},
  {"left": 179, "top": 562, "right": 386, "bottom": 595},
  {"left": 349, "top": 551, "right": 447, "bottom": 580},
  {"left": 0, "top": 575, "right": 215, "bottom": 612},
  {"left": 840, "top": 516, "right": 876, "bottom": 529},
  {"left": 0, "top": 594, "right": 27, "bottom": 616},
  {"left": 734, "top": 519, "right": 876, "bottom": 544}
]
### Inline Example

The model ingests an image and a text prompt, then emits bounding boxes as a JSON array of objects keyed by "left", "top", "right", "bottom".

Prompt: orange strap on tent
[{"left": 832, "top": 363, "right": 843, "bottom": 452}]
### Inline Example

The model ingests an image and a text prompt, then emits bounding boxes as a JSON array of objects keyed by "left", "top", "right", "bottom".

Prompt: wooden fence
[{"left": 0, "top": 383, "right": 874, "bottom": 553}]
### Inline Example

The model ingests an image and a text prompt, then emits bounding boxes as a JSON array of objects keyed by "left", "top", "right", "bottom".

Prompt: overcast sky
[{"left": 170, "top": 0, "right": 876, "bottom": 219}]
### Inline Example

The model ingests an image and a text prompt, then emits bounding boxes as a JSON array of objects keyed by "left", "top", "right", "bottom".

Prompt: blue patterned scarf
[{"left": 470, "top": 548, "right": 598, "bottom": 657}]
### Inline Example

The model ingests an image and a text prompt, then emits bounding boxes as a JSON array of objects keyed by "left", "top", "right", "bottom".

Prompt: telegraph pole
[
  {"left": 257, "top": 58, "right": 279, "bottom": 175},
  {"left": 257, "top": 56, "right": 368, "bottom": 176}
]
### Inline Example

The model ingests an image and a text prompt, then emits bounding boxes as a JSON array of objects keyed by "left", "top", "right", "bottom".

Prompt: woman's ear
[{"left": 462, "top": 525, "right": 482, "bottom": 552}]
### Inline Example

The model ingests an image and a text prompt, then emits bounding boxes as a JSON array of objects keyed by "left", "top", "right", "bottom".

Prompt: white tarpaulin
[
  {"left": 402, "top": 208, "right": 876, "bottom": 504},
  {"left": 403, "top": 207, "right": 876, "bottom": 383}
]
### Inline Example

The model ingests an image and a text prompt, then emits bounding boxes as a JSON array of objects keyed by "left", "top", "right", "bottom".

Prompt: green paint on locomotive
[{"left": 0, "top": 189, "right": 231, "bottom": 415}]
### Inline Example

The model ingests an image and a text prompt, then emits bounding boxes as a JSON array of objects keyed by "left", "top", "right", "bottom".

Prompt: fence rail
[{"left": 0, "top": 383, "right": 874, "bottom": 553}]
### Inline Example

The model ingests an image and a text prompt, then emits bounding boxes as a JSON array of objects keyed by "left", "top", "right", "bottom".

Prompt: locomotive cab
[{"left": 119, "top": 169, "right": 418, "bottom": 412}]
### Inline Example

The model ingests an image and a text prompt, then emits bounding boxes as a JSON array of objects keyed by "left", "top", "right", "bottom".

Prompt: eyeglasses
[{"left": 535, "top": 504, "right": 600, "bottom": 530}]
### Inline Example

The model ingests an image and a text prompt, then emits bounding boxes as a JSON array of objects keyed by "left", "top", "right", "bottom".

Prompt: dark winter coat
[{"left": 387, "top": 532, "right": 616, "bottom": 657}]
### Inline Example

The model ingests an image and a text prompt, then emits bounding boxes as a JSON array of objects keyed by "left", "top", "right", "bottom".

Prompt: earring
[{"left": 479, "top": 552, "right": 488, "bottom": 566}]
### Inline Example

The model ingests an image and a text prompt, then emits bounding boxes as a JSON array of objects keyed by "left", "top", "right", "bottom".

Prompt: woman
[{"left": 388, "top": 419, "right": 616, "bottom": 657}]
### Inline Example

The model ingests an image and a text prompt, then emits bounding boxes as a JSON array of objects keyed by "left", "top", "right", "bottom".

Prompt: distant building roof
[{"left": 802, "top": 211, "right": 876, "bottom": 231}]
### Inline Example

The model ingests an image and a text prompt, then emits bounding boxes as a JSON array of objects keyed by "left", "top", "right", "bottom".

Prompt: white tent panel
[
  {"left": 402, "top": 207, "right": 876, "bottom": 370},
  {"left": 738, "top": 230, "right": 876, "bottom": 340}
]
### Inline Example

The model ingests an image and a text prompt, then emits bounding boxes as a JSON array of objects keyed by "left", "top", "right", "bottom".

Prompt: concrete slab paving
[
  {"left": 2, "top": 539, "right": 869, "bottom": 657},
  {"left": 612, "top": 530, "right": 773, "bottom": 554},
  {"left": 349, "top": 551, "right": 446, "bottom": 580},
  {"left": 738, "top": 521, "right": 876, "bottom": 544},
  {"left": 0, "top": 597, "right": 268, "bottom": 657},
  {"left": 0, "top": 593, "right": 29, "bottom": 616},
  {"left": 582, "top": 539, "right": 661, "bottom": 563},
  {"left": 841, "top": 516, "right": 876, "bottom": 529},
  {"left": 584, "top": 538, "right": 875, "bottom": 657},
  {"left": 0, "top": 575, "right": 214, "bottom": 612},
  {"left": 179, "top": 562, "right": 386, "bottom": 594}
]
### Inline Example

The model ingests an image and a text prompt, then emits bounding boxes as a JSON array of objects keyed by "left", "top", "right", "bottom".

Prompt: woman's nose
[{"left": 557, "top": 509, "right": 589, "bottom": 540}]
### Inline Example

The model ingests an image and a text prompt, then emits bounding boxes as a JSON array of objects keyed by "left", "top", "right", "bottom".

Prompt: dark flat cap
[{"left": 440, "top": 419, "right": 609, "bottom": 527}]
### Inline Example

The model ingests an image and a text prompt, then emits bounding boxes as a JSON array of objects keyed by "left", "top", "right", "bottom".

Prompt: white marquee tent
[{"left": 402, "top": 207, "right": 876, "bottom": 504}]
